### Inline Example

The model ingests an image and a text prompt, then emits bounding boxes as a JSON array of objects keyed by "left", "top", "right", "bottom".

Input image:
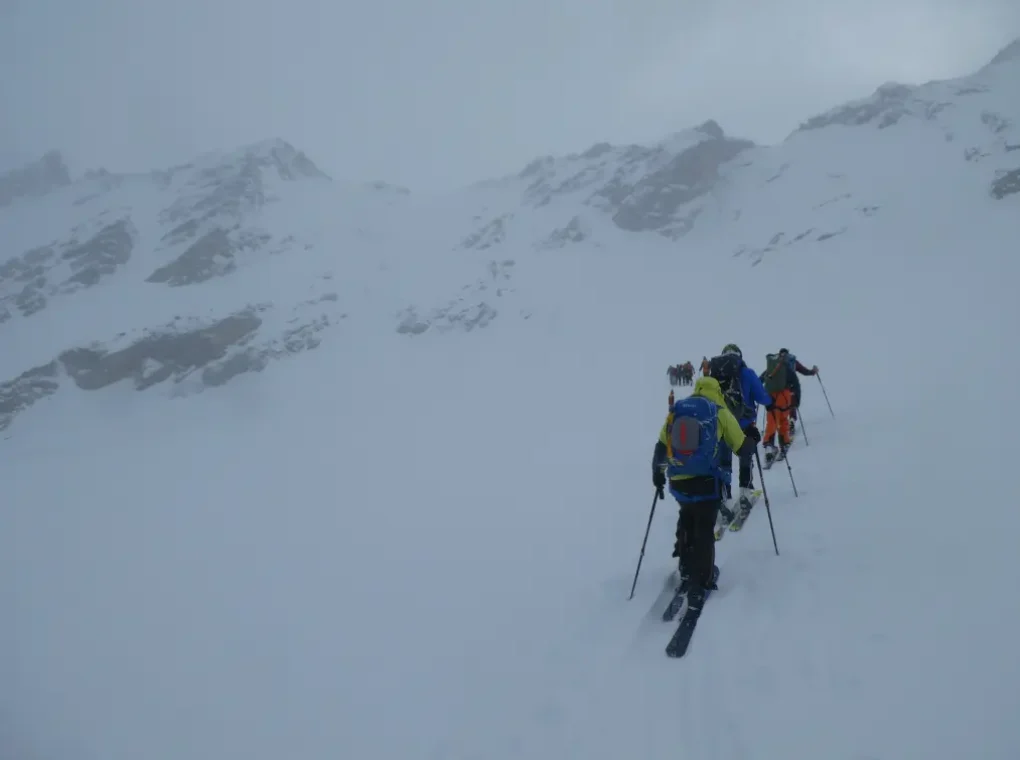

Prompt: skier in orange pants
[
  {"left": 760, "top": 348, "right": 817, "bottom": 465},
  {"left": 763, "top": 387, "right": 793, "bottom": 464}
]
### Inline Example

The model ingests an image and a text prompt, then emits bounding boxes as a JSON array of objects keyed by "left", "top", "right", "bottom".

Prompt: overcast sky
[{"left": 1, "top": 0, "right": 1018, "bottom": 191}]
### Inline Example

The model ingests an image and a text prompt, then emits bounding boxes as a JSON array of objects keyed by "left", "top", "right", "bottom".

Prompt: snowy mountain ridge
[{"left": 0, "top": 40, "right": 1018, "bottom": 436}]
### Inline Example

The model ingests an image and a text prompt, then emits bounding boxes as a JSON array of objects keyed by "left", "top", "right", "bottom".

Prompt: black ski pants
[
  {"left": 719, "top": 442, "right": 753, "bottom": 493},
  {"left": 669, "top": 477, "right": 721, "bottom": 590}
]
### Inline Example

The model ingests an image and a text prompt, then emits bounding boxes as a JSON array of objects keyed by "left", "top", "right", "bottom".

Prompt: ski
[
  {"left": 728, "top": 490, "right": 763, "bottom": 532},
  {"left": 665, "top": 566, "right": 720, "bottom": 658},
  {"left": 661, "top": 576, "right": 690, "bottom": 622},
  {"left": 713, "top": 489, "right": 761, "bottom": 538},
  {"left": 713, "top": 501, "right": 737, "bottom": 541}
]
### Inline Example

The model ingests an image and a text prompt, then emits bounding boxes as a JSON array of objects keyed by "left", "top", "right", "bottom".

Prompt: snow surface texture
[{"left": 3, "top": 41, "right": 1020, "bottom": 760}]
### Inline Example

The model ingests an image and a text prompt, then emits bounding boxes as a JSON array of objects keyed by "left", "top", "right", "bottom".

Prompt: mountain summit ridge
[{"left": 0, "top": 45, "right": 1017, "bottom": 433}]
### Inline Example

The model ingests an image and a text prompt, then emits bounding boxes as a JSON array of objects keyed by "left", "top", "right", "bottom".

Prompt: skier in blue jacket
[{"left": 716, "top": 344, "right": 771, "bottom": 526}]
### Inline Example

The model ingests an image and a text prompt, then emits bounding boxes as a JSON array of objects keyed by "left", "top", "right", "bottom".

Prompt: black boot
[{"left": 703, "top": 565, "right": 719, "bottom": 591}]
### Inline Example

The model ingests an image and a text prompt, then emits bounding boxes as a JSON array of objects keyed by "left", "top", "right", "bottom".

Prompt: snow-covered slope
[{"left": 2, "top": 39, "right": 1020, "bottom": 760}]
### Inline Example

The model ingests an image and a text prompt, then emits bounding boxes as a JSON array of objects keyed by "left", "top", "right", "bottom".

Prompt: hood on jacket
[{"left": 691, "top": 376, "right": 726, "bottom": 407}]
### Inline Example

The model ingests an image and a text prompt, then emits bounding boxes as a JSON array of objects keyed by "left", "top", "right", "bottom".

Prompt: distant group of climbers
[
  {"left": 652, "top": 344, "right": 819, "bottom": 602},
  {"left": 667, "top": 362, "right": 695, "bottom": 387}
]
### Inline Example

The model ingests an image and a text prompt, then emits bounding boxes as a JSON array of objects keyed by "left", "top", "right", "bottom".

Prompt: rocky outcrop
[
  {"left": 397, "top": 260, "right": 514, "bottom": 335},
  {"left": 0, "top": 362, "right": 61, "bottom": 431},
  {"left": 0, "top": 218, "right": 136, "bottom": 317},
  {"left": 991, "top": 168, "right": 1020, "bottom": 199},
  {"left": 0, "top": 151, "right": 71, "bottom": 207},
  {"left": 158, "top": 139, "right": 329, "bottom": 249},
  {"left": 61, "top": 218, "right": 135, "bottom": 289},
  {"left": 59, "top": 310, "right": 264, "bottom": 391},
  {"left": 797, "top": 83, "right": 919, "bottom": 131},
  {"left": 610, "top": 135, "right": 753, "bottom": 236},
  {"left": 461, "top": 214, "right": 512, "bottom": 250},
  {"left": 537, "top": 216, "right": 591, "bottom": 250},
  {"left": 469, "top": 120, "right": 754, "bottom": 245},
  {"left": 986, "top": 38, "right": 1020, "bottom": 68},
  {"left": 397, "top": 302, "right": 497, "bottom": 335},
  {"left": 0, "top": 291, "right": 346, "bottom": 431}
]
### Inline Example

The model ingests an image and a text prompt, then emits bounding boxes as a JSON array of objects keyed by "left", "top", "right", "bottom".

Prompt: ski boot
[
  {"left": 672, "top": 545, "right": 691, "bottom": 586},
  {"left": 704, "top": 565, "right": 720, "bottom": 591},
  {"left": 737, "top": 487, "right": 756, "bottom": 517},
  {"left": 714, "top": 501, "right": 736, "bottom": 540},
  {"left": 763, "top": 443, "right": 778, "bottom": 467},
  {"left": 691, "top": 566, "right": 720, "bottom": 603},
  {"left": 715, "top": 483, "right": 737, "bottom": 539}
]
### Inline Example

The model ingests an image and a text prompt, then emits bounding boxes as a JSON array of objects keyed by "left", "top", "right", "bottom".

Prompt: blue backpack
[{"left": 665, "top": 396, "right": 724, "bottom": 481}]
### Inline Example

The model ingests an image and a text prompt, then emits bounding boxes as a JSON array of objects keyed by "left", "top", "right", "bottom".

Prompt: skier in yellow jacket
[{"left": 652, "top": 377, "right": 761, "bottom": 593}]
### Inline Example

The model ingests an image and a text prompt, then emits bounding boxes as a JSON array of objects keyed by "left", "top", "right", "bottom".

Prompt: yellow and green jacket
[{"left": 653, "top": 377, "right": 752, "bottom": 482}]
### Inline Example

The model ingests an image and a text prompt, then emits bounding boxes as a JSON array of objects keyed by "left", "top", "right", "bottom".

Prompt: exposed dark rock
[
  {"left": 398, "top": 261, "right": 512, "bottom": 334},
  {"left": 157, "top": 139, "right": 329, "bottom": 248},
  {"left": 0, "top": 361, "right": 61, "bottom": 431},
  {"left": 396, "top": 309, "right": 431, "bottom": 335},
  {"left": 59, "top": 311, "right": 262, "bottom": 391},
  {"left": 519, "top": 156, "right": 555, "bottom": 179},
  {"left": 582, "top": 142, "right": 613, "bottom": 160},
  {"left": 987, "top": 38, "right": 1020, "bottom": 67},
  {"left": 991, "top": 169, "right": 1020, "bottom": 199},
  {"left": 2, "top": 219, "right": 135, "bottom": 315},
  {"left": 61, "top": 219, "right": 135, "bottom": 289},
  {"left": 610, "top": 137, "right": 753, "bottom": 235},
  {"left": 461, "top": 214, "right": 512, "bottom": 250},
  {"left": 981, "top": 111, "right": 1012, "bottom": 134},
  {"left": 0, "top": 245, "right": 56, "bottom": 303},
  {"left": 798, "top": 83, "right": 913, "bottom": 131},
  {"left": 538, "top": 217, "right": 589, "bottom": 249},
  {"left": 201, "top": 314, "right": 331, "bottom": 387},
  {"left": 695, "top": 119, "right": 726, "bottom": 140},
  {"left": 0, "top": 151, "right": 71, "bottom": 207},
  {"left": 397, "top": 302, "right": 498, "bottom": 335},
  {"left": 147, "top": 228, "right": 237, "bottom": 286},
  {"left": 817, "top": 228, "right": 847, "bottom": 242},
  {"left": 15, "top": 279, "right": 47, "bottom": 316}
]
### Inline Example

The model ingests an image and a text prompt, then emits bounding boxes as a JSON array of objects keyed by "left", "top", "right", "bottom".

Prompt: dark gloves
[
  {"left": 652, "top": 440, "right": 667, "bottom": 498},
  {"left": 744, "top": 424, "right": 762, "bottom": 445}
]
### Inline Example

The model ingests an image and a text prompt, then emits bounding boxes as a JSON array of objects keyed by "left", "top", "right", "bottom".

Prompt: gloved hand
[
  {"left": 653, "top": 468, "right": 666, "bottom": 491},
  {"left": 765, "top": 400, "right": 775, "bottom": 412},
  {"left": 812, "top": 365, "right": 819, "bottom": 374},
  {"left": 744, "top": 424, "right": 762, "bottom": 445}
]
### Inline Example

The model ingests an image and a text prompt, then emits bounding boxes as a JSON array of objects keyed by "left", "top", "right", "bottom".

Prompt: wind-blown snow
[{"left": 3, "top": 42, "right": 1020, "bottom": 760}]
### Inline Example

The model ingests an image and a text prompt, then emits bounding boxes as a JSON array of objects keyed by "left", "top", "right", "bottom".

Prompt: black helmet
[{"left": 721, "top": 343, "right": 742, "bottom": 357}]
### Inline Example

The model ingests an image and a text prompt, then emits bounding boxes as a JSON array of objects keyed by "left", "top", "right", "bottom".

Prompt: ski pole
[
  {"left": 782, "top": 446, "right": 799, "bottom": 497},
  {"left": 628, "top": 489, "right": 660, "bottom": 600},
  {"left": 816, "top": 373, "right": 834, "bottom": 418},
  {"left": 753, "top": 449, "right": 780, "bottom": 556},
  {"left": 797, "top": 409, "right": 810, "bottom": 446}
]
